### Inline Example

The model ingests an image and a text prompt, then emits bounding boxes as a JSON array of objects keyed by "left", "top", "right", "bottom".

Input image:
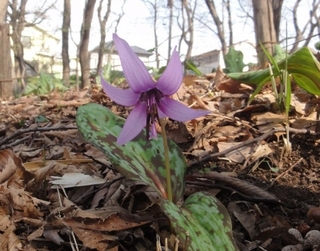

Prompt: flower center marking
[{"left": 140, "top": 88, "right": 164, "bottom": 140}]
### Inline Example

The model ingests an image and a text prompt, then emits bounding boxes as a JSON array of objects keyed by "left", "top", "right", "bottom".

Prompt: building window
[{"left": 22, "top": 36, "right": 31, "bottom": 48}]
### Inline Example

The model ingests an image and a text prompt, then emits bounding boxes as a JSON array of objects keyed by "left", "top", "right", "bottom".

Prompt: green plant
[
  {"left": 228, "top": 45, "right": 320, "bottom": 155},
  {"left": 96, "top": 64, "right": 125, "bottom": 86},
  {"left": 224, "top": 46, "right": 246, "bottom": 73},
  {"left": 227, "top": 47, "right": 320, "bottom": 96},
  {"left": 76, "top": 34, "right": 238, "bottom": 250},
  {"left": 24, "top": 72, "right": 67, "bottom": 96},
  {"left": 185, "top": 60, "right": 202, "bottom": 76},
  {"left": 76, "top": 103, "right": 238, "bottom": 250},
  {"left": 273, "top": 44, "right": 287, "bottom": 62}
]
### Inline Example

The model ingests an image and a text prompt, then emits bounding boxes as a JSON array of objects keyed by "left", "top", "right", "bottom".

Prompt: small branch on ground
[
  {"left": 269, "top": 157, "right": 304, "bottom": 188},
  {"left": 187, "top": 127, "right": 318, "bottom": 167},
  {"left": 0, "top": 125, "right": 77, "bottom": 149}
]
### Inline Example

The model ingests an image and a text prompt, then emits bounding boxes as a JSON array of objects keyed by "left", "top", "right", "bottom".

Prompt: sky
[{"left": 26, "top": 0, "right": 319, "bottom": 67}]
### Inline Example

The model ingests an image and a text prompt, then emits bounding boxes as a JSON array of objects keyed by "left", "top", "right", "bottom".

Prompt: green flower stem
[{"left": 159, "top": 118, "right": 173, "bottom": 202}]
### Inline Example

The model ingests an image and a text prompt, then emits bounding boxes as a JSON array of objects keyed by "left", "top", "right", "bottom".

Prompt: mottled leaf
[
  {"left": 161, "top": 192, "right": 239, "bottom": 251},
  {"left": 76, "top": 103, "right": 186, "bottom": 202}
]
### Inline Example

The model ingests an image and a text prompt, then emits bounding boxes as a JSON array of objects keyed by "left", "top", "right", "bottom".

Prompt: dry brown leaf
[
  {"left": 252, "top": 112, "right": 285, "bottom": 133},
  {"left": 0, "top": 214, "right": 12, "bottom": 232},
  {"left": 213, "top": 66, "right": 225, "bottom": 88},
  {"left": 0, "top": 149, "right": 18, "bottom": 184},
  {"left": 250, "top": 144, "right": 273, "bottom": 162},
  {"left": 48, "top": 98, "right": 91, "bottom": 107},
  {"left": 63, "top": 207, "right": 150, "bottom": 232},
  {"left": 27, "top": 225, "right": 44, "bottom": 242},
  {"left": 0, "top": 225, "right": 22, "bottom": 251},
  {"left": 216, "top": 78, "right": 250, "bottom": 94},
  {"left": 71, "top": 226, "right": 117, "bottom": 251},
  {"left": 227, "top": 202, "right": 256, "bottom": 240},
  {"left": 7, "top": 187, "right": 43, "bottom": 219},
  {"left": 166, "top": 121, "right": 192, "bottom": 143},
  {"left": 218, "top": 142, "right": 253, "bottom": 163}
]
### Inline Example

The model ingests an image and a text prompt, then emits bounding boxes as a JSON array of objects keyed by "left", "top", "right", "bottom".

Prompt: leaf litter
[{"left": 0, "top": 76, "right": 319, "bottom": 250}]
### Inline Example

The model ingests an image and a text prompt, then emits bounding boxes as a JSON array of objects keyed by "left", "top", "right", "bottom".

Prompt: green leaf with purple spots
[
  {"left": 161, "top": 191, "right": 239, "bottom": 251},
  {"left": 76, "top": 103, "right": 186, "bottom": 202}
]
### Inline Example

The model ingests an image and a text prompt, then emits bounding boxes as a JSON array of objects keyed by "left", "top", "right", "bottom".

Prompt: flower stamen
[{"left": 141, "top": 88, "right": 163, "bottom": 140}]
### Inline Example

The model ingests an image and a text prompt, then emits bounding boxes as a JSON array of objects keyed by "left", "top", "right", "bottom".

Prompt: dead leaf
[
  {"left": 71, "top": 226, "right": 117, "bottom": 251},
  {"left": 63, "top": 207, "right": 150, "bottom": 232},
  {"left": 0, "top": 149, "right": 18, "bottom": 184},
  {"left": 50, "top": 173, "right": 106, "bottom": 188},
  {"left": 27, "top": 225, "right": 44, "bottom": 241}
]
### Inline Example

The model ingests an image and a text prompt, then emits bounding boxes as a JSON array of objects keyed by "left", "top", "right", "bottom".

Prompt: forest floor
[{"left": 0, "top": 72, "right": 320, "bottom": 251}]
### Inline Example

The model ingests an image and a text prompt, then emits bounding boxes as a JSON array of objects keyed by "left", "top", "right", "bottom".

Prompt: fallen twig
[
  {"left": 187, "top": 127, "right": 318, "bottom": 167},
  {"left": 269, "top": 157, "right": 304, "bottom": 188},
  {"left": 0, "top": 125, "right": 77, "bottom": 149}
]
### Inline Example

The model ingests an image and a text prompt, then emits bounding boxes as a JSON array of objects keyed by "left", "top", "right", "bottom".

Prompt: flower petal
[
  {"left": 156, "top": 49, "right": 183, "bottom": 95},
  {"left": 117, "top": 102, "right": 147, "bottom": 145},
  {"left": 113, "top": 34, "right": 155, "bottom": 93},
  {"left": 101, "top": 73, "right": 139, "bottom": 106},
  {"left": 158, "top": 97, "right": 210, "bottom": 122}
]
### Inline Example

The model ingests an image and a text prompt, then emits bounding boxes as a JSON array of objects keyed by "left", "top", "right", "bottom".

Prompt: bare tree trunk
[
  {"left": 291, "top": 0, "right": 320, "bottom": 53},
  {"left": 0, "top": 0, "right": 13, "bottom": 98},
  {"left": 272, "top": 0, "right": 284, "bottom": 41},
  {"left": 179, "top": 0, "right": 195, "bottom": 61},
  {"left": 153, "top": 1, "right": 160, "bottom": 68},
  {"left": 204, "top": 0, "right": 227, "bottom": 56},
  {"left": 252, "top": 0, "right": 280, "bottom": 66},
  {"left": 9, "top": 0, "right": 27, "bottom": 89},
  {"left": 167, "top": 0, "right": 173, "bottom": 62},
  {"left": 0, "top": 0, "right": 8, "bottom": 20},
  {"left": 96, "top": 0, "right": 112, "bottom": 74},
  {"left": 62, "top": 0, "right": 71, "bottom": 86},
  {"left": 144, "top": 0, "right": 160, "bottom": 68},
  {"left": 224, "top": 0, "right": 233, "bottom": 46},
  {"left": 79, "top": 0, "right": 96, "bottom": 88}
]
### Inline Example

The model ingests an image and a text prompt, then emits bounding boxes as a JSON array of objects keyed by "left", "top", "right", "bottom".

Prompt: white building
[
  {"left": 90, "top": 41, "right": 153, "bottom": 72},
  {"left": 20, "top": 25, "right": 62, "bottom": 77},
  {"left": 190, "top": 40, "right": 257, "bottom": 74}
]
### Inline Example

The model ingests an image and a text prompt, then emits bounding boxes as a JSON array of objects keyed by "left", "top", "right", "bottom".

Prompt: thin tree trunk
[
  {"left": 62, "top": 0, "right": 71, "bottom": 86},
  {"left": 152, "top": 1, "right": 160, "bottom": 68},
  {"left": 272, "top": 0, "right": 284, "bottom": 41},
  {"left": 224, "top": 0, "right": 233, "bottom": 46},
  {"left": 9, "top": 0, "right": 27, "bottom": 89},
  {"left": 252, "top": 0, "right": 278, "bottom": 66},
  {"left": 0, "top": 0, "right": 13, "bottom": 98},
  {"left": 204, "top": 0, "right": 227, "bottom": 56},
  {"left": 96, "top": 0, "right": 112, "bottom": 74},
  {"left": 79, "top": 0, "right": 96, "bottom": 88},
  {"left": 167, "top": 0, "right": 173, "bottom": 62},
  {"left": 182, "top": 0, "right": 194, "bottom": 61}
]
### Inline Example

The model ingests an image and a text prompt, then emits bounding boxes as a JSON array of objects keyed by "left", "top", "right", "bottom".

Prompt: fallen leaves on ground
[{"left": 0, "top": 77, "right": 319, "bottom": 250}]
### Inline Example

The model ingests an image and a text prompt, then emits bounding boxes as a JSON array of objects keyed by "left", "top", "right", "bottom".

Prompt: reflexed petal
[
  {"left": 157, "top": 49, "right": 183, "bottom": 95},
  {"left": 149, "top": 123, "right": 158, "bottom": 140},
  {"left": 117, "top": 102, "right": 147, "bottom": 145},
  {"left": 158, "top": 97, "right": 210, "bottom": 122},
  {"left": 113, "top": 34, "right": 155, "bottom": 93},
  {"left": 158, "top": 107, "right": 166, "bottom": 119},
  {"left": 101, "top": 74, "right": 139, "bottom": 106}
]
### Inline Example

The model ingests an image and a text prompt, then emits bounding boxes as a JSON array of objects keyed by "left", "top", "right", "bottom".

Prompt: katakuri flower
[{"left": 101, "top": 34, "right": 210, "bottom": 145}]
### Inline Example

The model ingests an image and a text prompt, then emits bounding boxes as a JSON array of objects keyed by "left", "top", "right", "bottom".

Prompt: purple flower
[{"left": 101, "top": 34, "right": 210, "bottom": 145}]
